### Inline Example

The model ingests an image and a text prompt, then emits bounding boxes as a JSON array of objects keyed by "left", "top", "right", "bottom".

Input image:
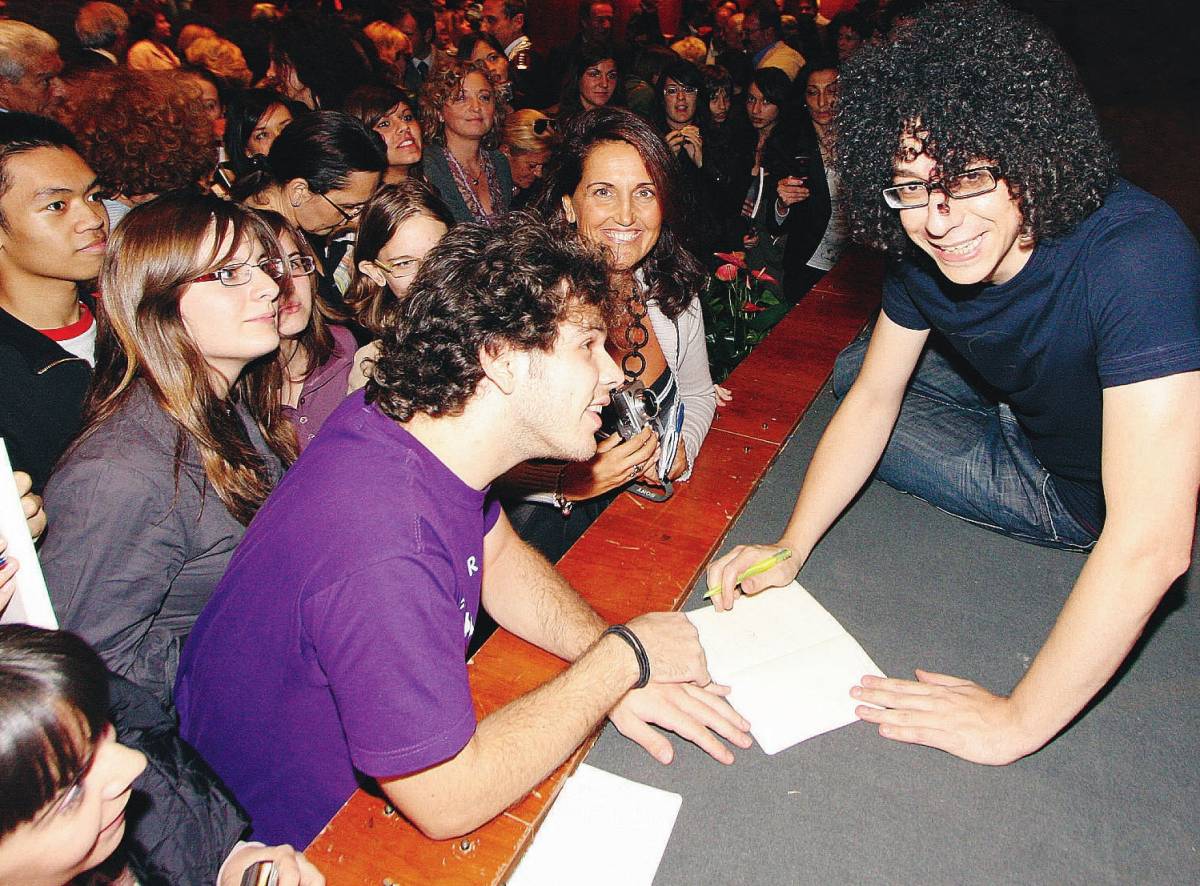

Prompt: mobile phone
[
  {"left": 787, "top": 152, "right": 810, "bottom": 179},
  {"left": 240, "top": 861, "right": 278, "bottom": 886}
]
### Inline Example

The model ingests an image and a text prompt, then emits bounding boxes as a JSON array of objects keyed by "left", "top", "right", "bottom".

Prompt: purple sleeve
[{"left": 303, "top": 554, "right": 477, "bottom": 778}]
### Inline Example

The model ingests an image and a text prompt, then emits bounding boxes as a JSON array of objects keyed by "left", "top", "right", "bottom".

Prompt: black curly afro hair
[{"left": 834, "top": 0, "right": 1117, "bottom": 257}]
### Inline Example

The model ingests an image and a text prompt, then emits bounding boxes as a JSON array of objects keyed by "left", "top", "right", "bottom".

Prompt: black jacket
[
  {"left": 110, "top": 673, "right": 250, "bottom": 886},
  {"left": 767, "top": 141, "right": 833, "bottom": 289},
  {"left": 0, "top": 298, "right": 93, "bottom": 492}
]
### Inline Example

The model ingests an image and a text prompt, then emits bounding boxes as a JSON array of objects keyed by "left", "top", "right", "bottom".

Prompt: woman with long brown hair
[{"left": 42, "top": 193, "right": 295, "bottom": 709}]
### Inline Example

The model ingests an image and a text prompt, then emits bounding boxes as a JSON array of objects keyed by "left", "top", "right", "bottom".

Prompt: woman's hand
[
  {"left": 562, "top": 427, "right": 659, "bottom": 500},
  {"left": 678, "top": 125, "right": 704, "bottom": 167},
  {"left": 14, "top": 471, "right": 46, "bottom": 542},
  {"left": 714, "top": 384, "right": 733, "bottom": 406},
  {"left": 641, "top": 438, "right": 688, "bottom": 484},
  {"left": 220, "top": 843, "right": 325, "bottom": 886},
  {"left": 776, "top": 175, "right": 810, "bottom": 210},
  {"left": 664, "top": 128, "right": 687, "bottom": 157}
]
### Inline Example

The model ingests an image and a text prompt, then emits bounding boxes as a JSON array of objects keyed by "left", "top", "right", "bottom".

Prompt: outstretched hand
[
  {"left": 610, "top": 681, "right": 752, "bottom": 765},
  {"left": 851, "top": 670, "right": 1035, "bottom": 766}
]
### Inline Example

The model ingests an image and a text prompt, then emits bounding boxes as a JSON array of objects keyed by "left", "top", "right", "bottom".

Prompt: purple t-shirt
[{"left": 176, "top": 391, "right": 501, "bottom": 846}]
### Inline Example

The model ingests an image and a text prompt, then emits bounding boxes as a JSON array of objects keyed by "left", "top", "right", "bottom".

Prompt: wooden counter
[{"left": 305, "top": 249, "right": 883, "bottom": 885}]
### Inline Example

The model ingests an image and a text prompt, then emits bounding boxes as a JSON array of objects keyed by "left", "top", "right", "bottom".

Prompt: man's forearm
[
  {"left": 383, "top": 632, "right": 637, "bottom": 839},
  {"left": 780, "top": 381, "right": 902, "bottom": 561},
  {"left": 482, "top": 528, "right": 606, "bottom": 661},
  {"left": 1005, "top": 530, "right": 1187, "bottom": 754}
]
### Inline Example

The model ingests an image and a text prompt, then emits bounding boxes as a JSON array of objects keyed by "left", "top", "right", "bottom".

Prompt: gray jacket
[{"left": 44, "top": 383, "right": 283, "bottom": 709}]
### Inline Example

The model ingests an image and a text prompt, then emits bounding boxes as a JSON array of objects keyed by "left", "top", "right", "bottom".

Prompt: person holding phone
[{"left": 769, "top": 58, "right": 843, "bottom": 302}]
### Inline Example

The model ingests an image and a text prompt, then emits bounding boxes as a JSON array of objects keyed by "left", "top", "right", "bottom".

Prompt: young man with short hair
[
  {"left": 177, "top": 214, "right": 751, "bottom": 847},
  {"left": 709, "top": 0, "right": 1200, "bottom": 766},
  {"left": 0, "top": 113, "right": 108, "bottom": 490}
]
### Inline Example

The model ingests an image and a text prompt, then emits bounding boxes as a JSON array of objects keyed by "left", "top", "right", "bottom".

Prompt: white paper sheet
[
  {"left": 0, "top": 438, "right": 57, "bottom": 628},
  {"left": 687, "top": 581, "right": 883, "bottom": 755},
  {"left": 507, "top": 764, "right": 682, "bottom": 886}
]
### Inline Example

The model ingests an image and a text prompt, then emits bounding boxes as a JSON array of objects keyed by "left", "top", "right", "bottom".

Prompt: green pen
[{"left": 703, "top": 548, "right": 793, "bottom": 600}]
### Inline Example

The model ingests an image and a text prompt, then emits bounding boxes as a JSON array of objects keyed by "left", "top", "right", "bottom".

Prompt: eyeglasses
[
  {"left": 316, "top": 191, "right": 365, "bottom": 223},
  {"left": 663, "top": 85, "right": 698, "bottom": 97},
  {"left": 882, "top": 165, "right": 1003, "bottom": 209},
  {"left": 288, "top": 255, "right": 317, "bottom": 277},
  {"left": 532, "top": 117, "right": 556, "bottom": 134},
  {"left": 371, "top": 257, "right": 421, "bottom": 279},
  {"left": 191, "top": 258, "right": 288, "bottom": 286}
]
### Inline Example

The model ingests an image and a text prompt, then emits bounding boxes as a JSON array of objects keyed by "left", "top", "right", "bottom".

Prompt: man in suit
[
  {"left": 397, "top": 3, "right": 450, "bottom": 91},
  {"left": 481, "top": 0, "right": 551, "bottom": 109},
  {"left": 745, "top": 0, "right": 804, "bottom": 81},
  {"left": 73, "top": 2, "right": 129, "bottom": 70}
]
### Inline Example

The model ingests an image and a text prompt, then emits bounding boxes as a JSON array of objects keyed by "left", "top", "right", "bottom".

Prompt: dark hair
[
  {"left": 367, "top": 210, "right": 609, "bottom": 421},
  {"left": 747, "top": 0, "right": 781, "bottom": 34},
  {"left": 830, "top": 10, "right": 872, "bottom": 40},
  {"left": 631, "top": 44, "right": 677, "bottom": 86},
  {"left": 749, "top": 65, "right": 791, "bottom": 108},
  {"left": 396, "top": 3, "right": 435, "bottom": 37},
  {"left": 232, "top": 110, "right": 387, "bottom": 201},
  {"left": 558, "top": 46, "right": 624, "bottom": 117},
  {"left": 500, "top": 0, "right": 527, "bottom": 19},
  {"left": 653, "top": 58, "right": 708, "bottom": 131},
  {"left": 268, "top": 13, "right": 373, "bottom": 109},
  {"left": 343, "top": 83, "right": 415, "bottom": 130},
  {"left": 834, "top": 0, "right": 1117, "bottom": 256},
  {"left": 533, "top": 106, "right": 705, "bottom": 321},
  {"left": 222, "top": 88, "right": 306, "bottom": 179},
  {"left": 0, "top": 625, "right": 109, "bottom": 835},
  {"left": 0, "top": 113, "right": 79, "bottom": 227},
  {"left": 456, "top": 31, "right": 505, "bottom": 65},
  {"left": 346, "top": 179, "right": 455, "bottom": 336},
  {"left": 700, "top": 63, "right": 733, "bottom": 97}
]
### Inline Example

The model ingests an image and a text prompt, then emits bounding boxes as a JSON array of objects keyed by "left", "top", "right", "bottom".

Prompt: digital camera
[{"left": 605, "top": 379, "right": 660, "bottom": 441}]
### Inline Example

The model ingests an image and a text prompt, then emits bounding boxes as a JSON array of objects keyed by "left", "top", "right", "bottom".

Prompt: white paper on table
[
  {"left": 687, "top": 580, "right": 883, "bottom": 755},
  {"left": 0, "top": 438, "right": 57, "bottom": 628},
  {"left": 506, "top": 764, "right": 682, "bottom": 886}
]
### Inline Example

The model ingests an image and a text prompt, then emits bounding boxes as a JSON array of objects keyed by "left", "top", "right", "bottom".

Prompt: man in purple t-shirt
[{"left": 177, "top": 214, "right": 751, "bottom": 847}]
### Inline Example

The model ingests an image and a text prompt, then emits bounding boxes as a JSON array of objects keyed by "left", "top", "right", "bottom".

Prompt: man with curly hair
[
  {"left": 177, "top": 213, "right": 751, "bottom": 847},
  {"left": 708, "top": 0, "right": 1200, "bottom": 765}
]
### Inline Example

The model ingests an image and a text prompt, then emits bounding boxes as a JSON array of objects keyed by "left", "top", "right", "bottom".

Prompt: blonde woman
[{"left": 500, "top": 108, "right": 557, "bottom": 208}]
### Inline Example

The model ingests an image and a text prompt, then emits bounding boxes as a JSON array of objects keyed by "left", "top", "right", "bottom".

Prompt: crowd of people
[{"left": 1, "top": 0, "right": 1197, "bottom": 884}]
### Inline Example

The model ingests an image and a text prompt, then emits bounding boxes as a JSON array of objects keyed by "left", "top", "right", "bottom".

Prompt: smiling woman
[
  {"left": 500, "top": 107, "right": 717, "bottom": 563},
  {"left": 41, "top": 194, "right": 295, "bottom": 710}
]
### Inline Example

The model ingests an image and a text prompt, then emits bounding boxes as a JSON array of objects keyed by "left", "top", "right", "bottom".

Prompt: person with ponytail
[{"left": 42, "top": 193, "right": 295, "bottom": 709}]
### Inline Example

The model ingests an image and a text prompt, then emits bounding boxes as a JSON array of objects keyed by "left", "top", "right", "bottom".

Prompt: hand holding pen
[{"left": 703, "top": 546, "right": 798, "bottom": 611}]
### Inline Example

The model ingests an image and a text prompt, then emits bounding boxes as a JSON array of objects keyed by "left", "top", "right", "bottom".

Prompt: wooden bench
[{"left": 304, "top": 248, "right": 883, "bottom": 884}]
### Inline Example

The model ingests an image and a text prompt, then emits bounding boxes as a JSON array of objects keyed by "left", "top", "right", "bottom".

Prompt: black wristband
[{"left": 602, "top": 624, "right": 651, "bottom": 690}]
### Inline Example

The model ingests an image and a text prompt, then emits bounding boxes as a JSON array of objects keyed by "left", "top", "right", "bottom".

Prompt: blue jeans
[{"left": 832, "top": 334, "right": 1098, "bottom": 551}]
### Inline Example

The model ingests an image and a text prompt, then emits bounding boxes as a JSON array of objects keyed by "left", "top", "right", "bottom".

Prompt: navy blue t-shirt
[{"left": 883, "top": 180, "right": 1200, "bottom": 532}]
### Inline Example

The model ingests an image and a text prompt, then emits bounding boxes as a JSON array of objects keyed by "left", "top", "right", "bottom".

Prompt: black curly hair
[
  {"left": 833, "top": 0, "right": 1117, "bottom": 257},
  {"left": 367, "top": 211, "right": 610, "bottom": 421}
]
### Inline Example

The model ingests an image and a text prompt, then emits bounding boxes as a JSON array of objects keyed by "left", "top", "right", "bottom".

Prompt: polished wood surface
[{"left": 304, "top": 249, "right": 883, "bottom": 885}]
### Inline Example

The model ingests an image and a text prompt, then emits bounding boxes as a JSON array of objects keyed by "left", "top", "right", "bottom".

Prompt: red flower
[
  {"left": 742, "top": 301, "right": 766, "bottom": 313},
  {"left": 714, "top": 263, "right": 740, "bottom": 282},
  {"left": 714, "top": 251, "right": 748, "bottom": 269},
  {"left": 750, "top": 267, "right": 780, "bottom": 286}
]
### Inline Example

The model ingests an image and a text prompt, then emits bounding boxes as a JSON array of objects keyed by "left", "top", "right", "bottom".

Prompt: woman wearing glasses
[
  {"left": 345, "top": 181, "right": 455, "bottom": 392},
  {"left": 42, "top": 195, "right": 296, "bottom": 709},
  {"left": 420, "top": 59, "right": 512, "bottom": 224},
  {"left": 261, "top": 211, "right": 358, "bottom": 451}
]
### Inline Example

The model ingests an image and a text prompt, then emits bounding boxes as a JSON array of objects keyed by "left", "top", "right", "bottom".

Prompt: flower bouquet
[{"left": 703, "top": 251, "right": 790, "bottom": 381}]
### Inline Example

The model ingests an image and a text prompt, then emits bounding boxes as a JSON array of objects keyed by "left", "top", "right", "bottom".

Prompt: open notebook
[{"left": 687, "top": 580, "right": 884, "bottom": 755}]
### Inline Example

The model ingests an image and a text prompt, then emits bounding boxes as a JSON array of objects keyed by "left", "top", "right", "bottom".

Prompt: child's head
[
  {"left": 0, "top": 626, "right": 147, "bottom": 886},
  {"left": 348, "top": 180, "right": 454, "bottom": 336}
]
